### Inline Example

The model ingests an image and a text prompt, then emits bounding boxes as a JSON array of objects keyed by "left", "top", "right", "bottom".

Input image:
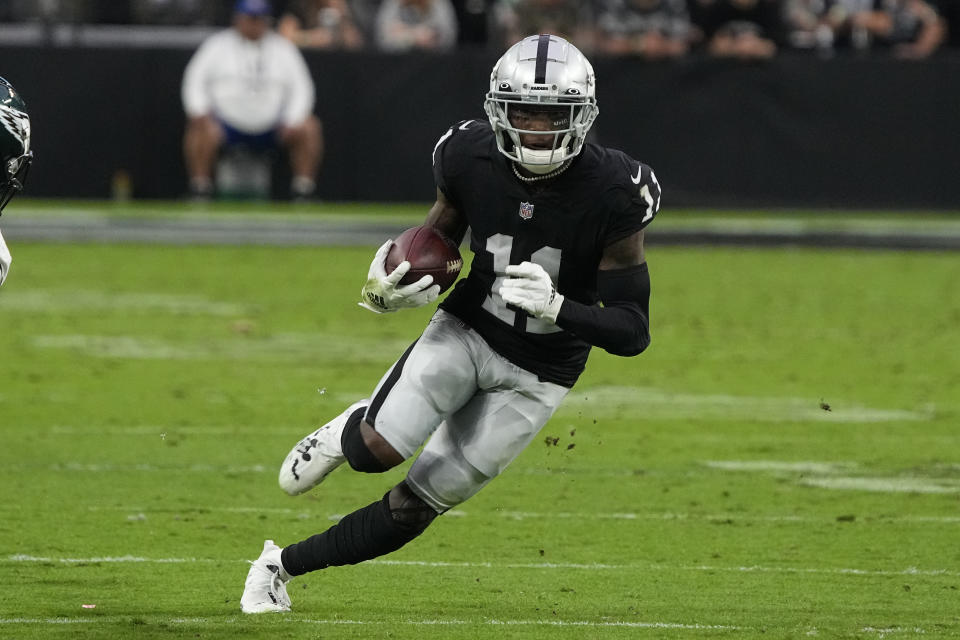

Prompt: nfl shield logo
[{"left": 518, "top": 202, "right": 535, "bottom": 220}]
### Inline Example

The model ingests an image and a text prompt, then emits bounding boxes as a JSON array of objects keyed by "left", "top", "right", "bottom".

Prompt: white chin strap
[{"left": 518, "top": 147, "right": 568, "bottom": 174}]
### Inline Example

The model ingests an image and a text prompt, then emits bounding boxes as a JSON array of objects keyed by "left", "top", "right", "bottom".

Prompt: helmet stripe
[{"left": 534, "top": 34, "right": 550, "bottom": 84}]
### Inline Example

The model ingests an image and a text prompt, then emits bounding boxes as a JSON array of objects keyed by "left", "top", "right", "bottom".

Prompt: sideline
[{"left": 3, "top": 213, "right": 959, "bottom": 250}]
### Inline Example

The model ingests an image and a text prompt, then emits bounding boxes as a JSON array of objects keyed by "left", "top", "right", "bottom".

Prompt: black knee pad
[
  {"left": 340, "top": 406, "right": 389, "bottom": 473},
  {"left": 387, "top": 481, "right": 439, "bottom": 536}
]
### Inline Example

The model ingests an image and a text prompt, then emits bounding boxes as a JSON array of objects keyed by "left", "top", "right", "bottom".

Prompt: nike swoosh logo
[{"left": 631, "top": 165, "right": 643, "bottom": 184}]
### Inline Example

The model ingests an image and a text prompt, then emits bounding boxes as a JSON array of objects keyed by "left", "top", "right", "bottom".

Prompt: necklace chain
[{"left": 512, "top": 160, "right": 571, "bottom": 183}]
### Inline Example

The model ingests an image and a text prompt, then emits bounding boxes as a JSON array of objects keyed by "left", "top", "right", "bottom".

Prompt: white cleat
[
  {"left": 240, "top": 540, "right": 292, "bottom": 614},
  {"left": 278, "top": 399, "right": 368, "bottom": 496}
]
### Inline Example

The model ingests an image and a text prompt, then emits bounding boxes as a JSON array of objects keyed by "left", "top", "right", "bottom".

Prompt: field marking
[
  {"left": 0, "top": 461, "right": 627, "bottom": 475},
  {"left": 0, "top": 616, "right": 934, "bottom": 636},
  {"left": 676, "top": 564, "right": 959, "bottom": 577},
  {"left": 31, "top": 333, "right": 412, "bottom": 363},
  {"left": 0, "top": 461, "right": 684, "bottom": 476},
  {"left": 0, "top": 504, "right": 954, "bottom": 526},
  {"left": 14, "top": 380, "right": 938, "bottom": 426},
  {"left": 9, "top": 554, "right": 957, "bottom": 578},
  {"left": 706, "top": 459, "right": 960, "bottom": 495},
  {"left": 6, "top": 457, "right": 960, "bottom": 499},
  {"left": 861, "top": 627, "right": 927, "bottom": 638},
  {"left": 0, "top": 462, "right": 273, "bottom": 474},
  {"left": 562, "top": 386, "right": 933, "bottom": 423},
  {"left": 501, "top": 510, "right": 807, "bottom": 522},
  {"left": 0, "top": 504, "right": 945, "bottom": 525},
  {"left": 0, "top": 619, "right": 98, "bottom": 625},
  {"left": 9, "top": 458, "right": 959, "bottom": 499},
  {"left": 7, "top": 554, "right": 215, "bottom": 564},
  {"left": 704, "top": 460, "right": 857, "bottom": 474},
  {"left": 0, "top": 615, "right": 739, "bottom": 630},
  {"left": 370, "top": 560, "right": 960, "bottom": 578},
  {"left": 46, "top": 425, "right": 312, "bottom": 436},
  {"left": 0, "top": 289, "right": 251, "bottom": 316},
  {"left": 801, "top": 476, "right": 960, "bottom": 494},
  {"left": 86, "top": 505, "right": 302, "bottom": 514},
  {"left": 0, "top": 616, "right": 935, "bottom": 636},
  {"left": 495, "top": 511, "right": 960, "bottom": 524}
]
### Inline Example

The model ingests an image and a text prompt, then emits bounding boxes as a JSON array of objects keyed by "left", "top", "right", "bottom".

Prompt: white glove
[
  {"left": 359, "top": 240, "right": 440, "bottom": 313},
  {"left": 498, "top": 261, "right": 564, "bottom": 323},
  {"left": 0, "top": 228, "right": 11, "bottom": 287}
]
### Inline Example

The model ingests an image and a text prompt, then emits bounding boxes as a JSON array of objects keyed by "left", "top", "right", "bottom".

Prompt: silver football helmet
[
  {"left": 484, "top": 34, "right": 598, "bottom": 174},
  {"left": 0, "top": 76, "right": 32, "bottom": 214}
]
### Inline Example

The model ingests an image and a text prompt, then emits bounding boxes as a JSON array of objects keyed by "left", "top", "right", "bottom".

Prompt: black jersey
[{"left": 434, "top": 120, "right": 660, "bottom": 387}]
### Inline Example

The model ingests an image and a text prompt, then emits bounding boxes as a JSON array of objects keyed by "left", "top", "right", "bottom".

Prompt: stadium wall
[{"left": 2, "top": 46, "right": 958, "bottom": 208}]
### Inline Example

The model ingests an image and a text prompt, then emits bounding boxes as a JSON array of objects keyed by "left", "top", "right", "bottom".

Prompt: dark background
[{"left": 3, "top": 46, "right": 958, "bottom": 208}]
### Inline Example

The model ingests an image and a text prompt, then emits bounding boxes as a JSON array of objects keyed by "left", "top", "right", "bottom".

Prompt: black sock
[
  {"left": 341, "top": 408, "right": 389, "bottom": 473},
  {"left": 280, "top": 493, "right": 422, "bottom": 576}
]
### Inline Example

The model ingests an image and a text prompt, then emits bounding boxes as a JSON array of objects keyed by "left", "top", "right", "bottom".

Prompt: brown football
[{"left": 385, "top": 225, "right": 463, "bottom": 294}]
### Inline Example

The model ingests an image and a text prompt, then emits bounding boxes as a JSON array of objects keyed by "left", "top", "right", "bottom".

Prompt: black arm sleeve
[{"left": 554, "top": 263, "right": 651, "bottom": 357}]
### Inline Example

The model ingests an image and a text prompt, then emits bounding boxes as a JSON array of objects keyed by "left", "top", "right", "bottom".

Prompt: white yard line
[
  {"left": 0, "top": 619, "right": 99, "bottom": 624},
  {"left": 0, "top": 616, "right": 935, "bottom": 636},
  {"left": 801, "top": 476, "right": 960, "bottom": 494},
  {"left": 705, "top": 460, "right": 960, "bottom": 494},
  {"left": 562, "top": 386, "right": 933, "bottom": 423},
  {"left": 48, "top": 425, "right": 310, "bottom": 436},
  {"left": 703, "top": 460, "right": 857, "bottom": 474},
  {"left": 0, "top": 462, "right": 273, "bottom": 473},
  {"left": 370, "top": 560, "right": 960, "bottom": 577},
  {"left": 860, "top": 627, "right": 928, "bottom": 638},
  {"left": 0, "top": 504, "right": 950, "bottom": 525},
  {"left": 0, "top": 616, "right": 936, "bottom": 636},
  {"left": 7, "top": 554, "right": 958, "bottom": 578},
  {"left": 30, "top": 333, "right": 411, "bottom": 363},
  {"left": 86, "top": 505, "right": 301, "bottom": 514},
  {"left": 496, "top": 511, "right": 960, "bottom": 524},
  {"left": 0, "top": 289, "right": 250, "bottom": 316},
  {"left": 0, "top": 615, "right": 740, "bottom": 630},
  {"left": 7, "top": 554, "right": 214, "bottom": 564}
]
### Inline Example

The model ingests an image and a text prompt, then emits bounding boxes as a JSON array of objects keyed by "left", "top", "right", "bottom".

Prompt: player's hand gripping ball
[
  {"left": 385, "top": 225, "right": 463, "bottom": 294},
  {"left": 358, "top": 226, "right": 463, "bottom": 314}
]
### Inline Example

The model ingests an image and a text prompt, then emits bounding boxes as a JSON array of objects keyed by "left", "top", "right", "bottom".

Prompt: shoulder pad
[
  {"left": 629, "top": 161, "right": 661, "bottom": 227},
  {"left": 600, "top": 149, "right": 662, "bottom": 235},
  {"left": 432, "top": 119, "right": 487, "bottom": 167}
]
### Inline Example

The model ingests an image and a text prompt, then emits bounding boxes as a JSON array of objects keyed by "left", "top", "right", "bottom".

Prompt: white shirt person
[{"left": 180, "top": 0, "right": 323, "bottom": 200}]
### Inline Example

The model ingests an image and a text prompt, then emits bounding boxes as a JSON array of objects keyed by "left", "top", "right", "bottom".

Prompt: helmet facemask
[
  {"left": 486, "top": 95, "right": 597, "bottom": 173},
  {"left": 484, "top": 35, "right": 598, "bottom": 175},
  {"left": 0, "top": 151, "right": 31, "bottom": 214}
]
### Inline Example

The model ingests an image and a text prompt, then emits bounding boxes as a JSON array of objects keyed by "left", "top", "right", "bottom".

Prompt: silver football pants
[{"left": 365, "top": 309, "right": 569, "bottom": 512}]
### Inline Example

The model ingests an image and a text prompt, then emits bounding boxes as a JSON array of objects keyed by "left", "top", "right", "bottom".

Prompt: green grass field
[{"left": 1, "top": 204, "right": 959, "bottom": 638}]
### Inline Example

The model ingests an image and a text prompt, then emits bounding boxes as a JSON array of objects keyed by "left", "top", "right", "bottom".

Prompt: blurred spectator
[
  {"left": 0, "top": 0, "right": 228, "bottom": 25},
  {"left": 936, "top": 0, "right": 960, "bottom": 48},
  {"left": 129, "top": 0, "right": 225, "bottom": 25},
  {"left": 374, "top": 0, "right": 459, "bottom": 52},
  {"left": 783, "top": 0, "right": 829, "bottom": 49},
  {"left": 0, "top": 0, "right": 93, "bottom": 23},
  {"left": 691, "top": 0, "right": 783, "bottom": 58},
  {"left": 824, "top": 0, "right": 946, "bottom": 58},
  {"left": 452, "top": 0, "right": 495, "bottom": 46},
  {"left": 181, "top": 0, "right": 323, "bottom": 200},
  {"left": 278, "top": 0, "right": 366, "bottom": 49},
  {"left": 493, "top": 0, "right": 595, "bottom": 50},
  {"left": 594, "top": 0, "right": 692, "bottom": 58}
]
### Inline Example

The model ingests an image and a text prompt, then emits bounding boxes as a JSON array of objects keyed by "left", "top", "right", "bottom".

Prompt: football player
[
  {"left": 241, "top": 34, "right": 661, "bottom": 613},
  {"left": 0, "top": 76, "right": 32, "bottom": 287}
]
